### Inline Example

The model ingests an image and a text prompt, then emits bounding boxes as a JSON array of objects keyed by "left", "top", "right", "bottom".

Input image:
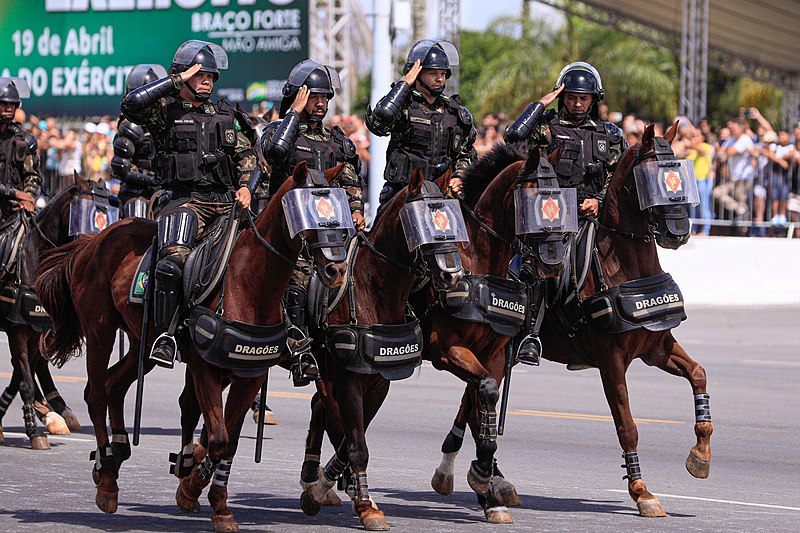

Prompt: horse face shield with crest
[
  {"left": 68, "top": 181, "right": 120, "bottom": 236},
  {"left": 281, "top": 169, "right": 354, "bottom": 262},
  {"left": 399, "top": 181, "right": 468, "bottom": 290},
  {"left": 515, "top": 153, "right": 579, "bottom": 277},
  {"left": 633, "top": 137, "right": 699, "bottom": 249}
]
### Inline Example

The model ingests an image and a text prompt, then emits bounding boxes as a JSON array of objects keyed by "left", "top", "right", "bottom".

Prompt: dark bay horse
[
  {"left": 437, "top": 123, "right": 712, "bottom": 517},
  {"left": 299, "top": 170, "right": 465, "bottom": 531},
  {"left": 36, "top": 163, "right": 348, "bottom": 532},
  {"left": 0, "top": 181, "right": 86, "bottom": 447}
]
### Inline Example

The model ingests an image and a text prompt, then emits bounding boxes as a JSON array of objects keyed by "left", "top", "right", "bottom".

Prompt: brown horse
[
  {"left": 436, "top": 123, "right": 712, "bottom": 517},
  {"left": 0, "top": 179, "right": 89, "bottom": 447},
  {"left": 299, "top": 170, "right": 465, "bottom": 531},
  {"left": 36, "top": 162, "right": 348, "bottom": 532}
]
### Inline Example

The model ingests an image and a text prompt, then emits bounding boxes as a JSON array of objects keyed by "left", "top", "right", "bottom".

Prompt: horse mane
[{"left": 461, "top": 141, "right": 528, "bottom": 207}]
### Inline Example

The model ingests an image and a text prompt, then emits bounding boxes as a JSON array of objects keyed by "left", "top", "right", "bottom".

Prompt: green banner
[{"left": 0, "top": 0, "right": 309, "bottom": 116}]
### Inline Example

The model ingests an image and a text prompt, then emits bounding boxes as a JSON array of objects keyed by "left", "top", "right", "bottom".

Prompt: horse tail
[{"left": 35, "top": 236, "right": 93, "bottom": 368}]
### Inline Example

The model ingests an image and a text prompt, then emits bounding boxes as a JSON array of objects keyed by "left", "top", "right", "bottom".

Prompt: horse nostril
[{"left": 324, "top": 263, "right": 340, "bottom": 280}]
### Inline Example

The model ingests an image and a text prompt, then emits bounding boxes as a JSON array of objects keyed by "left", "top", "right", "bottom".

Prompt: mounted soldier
[
  {"left": 111, "top": 64, "right": 168, "bottom": 219},
  {"left": 504, "top": 62, "right": 626, "bottom": 362},
  {"left": 259, "top": 60, "right": 364, "bottom": 386},
  {"left": 366, "top": 39, "right": 477, "bottom": 209},
  {"left": 0, "top": 77, "right": 38, "bottom": 219},
  {"left": 121, "top": 40, "right": 256, "bottom": 367}
]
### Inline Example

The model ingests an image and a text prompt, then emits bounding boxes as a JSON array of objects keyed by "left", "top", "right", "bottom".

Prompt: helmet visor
[
  {"left": 407, "top": 39, "right": 460, "bottom": 67},
  {"left": 173, "top": 40, "right": 229, "bottom": 70},
  {"left": 634, "top": 160, "right": 700, "bottom": 209},
  {"left": 514, "top": 187, "right": 579, "bottom": 235},
  {"left": 399, "top": 199, "right": 469, "bottom": 252},
  {"left": 287, "top": 60, "right": 341, "bottom": 90},
  {"left": 0, "top": 77, "right": 30, "bottom": 99}
]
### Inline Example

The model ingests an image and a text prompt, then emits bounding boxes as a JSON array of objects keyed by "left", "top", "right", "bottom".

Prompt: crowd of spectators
[{"left": 13, "top": 100, "right": 800, "bottom": 238}]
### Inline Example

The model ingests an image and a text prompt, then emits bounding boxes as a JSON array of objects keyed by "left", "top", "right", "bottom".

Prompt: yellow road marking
[{"left": 0, "top": 373, "right": 681, "bottom": 424}]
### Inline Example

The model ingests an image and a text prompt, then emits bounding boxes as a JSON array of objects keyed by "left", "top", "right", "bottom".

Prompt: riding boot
[
  {"left": 149, "top": 254, "right": 183, "bottom": 369},
  {"left": 284, "top": 285, "right": 318, "bottom": 386},
  {"left": 515, "top": 335, "right": 542, "bottom": 366}
]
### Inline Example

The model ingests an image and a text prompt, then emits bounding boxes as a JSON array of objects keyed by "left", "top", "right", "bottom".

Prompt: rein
[
  {"left": 456, "top": 196, "right": 529, "bottom": 257},
  {"left": 588, "top": 216, "right": 652, "bottom": 243},
  {"left": 355, "top": 231, "right": 420, "bottom": 276},
  {"left": 244, "top": 207, "right": 301, "bottom": 269}
]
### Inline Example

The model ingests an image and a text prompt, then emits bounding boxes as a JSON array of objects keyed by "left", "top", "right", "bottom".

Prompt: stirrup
[
  {"left": 149, "top": 333, "right": 178, "bottom": 369},
  {"left": 291, "top": 351, "right": 319, "bottom": 387},
  {"left": 515, "top": 335, "right": 542, "bottom": 366}
]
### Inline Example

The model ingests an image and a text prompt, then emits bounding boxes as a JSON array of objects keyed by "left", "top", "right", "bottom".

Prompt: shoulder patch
[
  {"left": 458, "top": 106, "right": 473, "bottom": 127},
  {"left": 342, "top": 136, "right": 357, "bottom": 158}
]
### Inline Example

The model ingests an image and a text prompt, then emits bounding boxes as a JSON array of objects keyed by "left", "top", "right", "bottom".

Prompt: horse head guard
[
  {"left": 514, "top": 149, "right": 579, "bottom": 279},
  {"left": 281, "top": 168, "right": 353, "bottom": 286},
  {"left": 399, "top": 180, "right": 468, "bottom": 291},
  {"left": 631, "top": 135, "right": 699, "bottom": 249}
]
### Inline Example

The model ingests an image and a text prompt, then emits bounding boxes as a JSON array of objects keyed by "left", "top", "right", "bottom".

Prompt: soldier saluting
[
  {"left": 366, "top": 39, "right": 477, "bottom": 209},
  {"left": 260, "top": 60, "right": 364, "bottom": 385},
  {"left": 0, "top": 78, "right": 39, "bottom": 217},
  {"left": 121, "top": 40, "right": 256, "bottom": 367}
]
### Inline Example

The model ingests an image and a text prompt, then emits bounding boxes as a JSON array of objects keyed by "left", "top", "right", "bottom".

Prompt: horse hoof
[
  {"left": 60, "top": 408, "right": 81, "bottom": 432},
  {"left": 360, "top": 508, "right": 391, "bottom": 531},
  {"left": 300, "top": 489, "right": 322, "bottom": 516},
  {"left": 490, "top": 476, "right": 521, "bottom": 507},
  {"left": 176, "top": 483, "right": 201, "bottom": 513},
  {"left": 212, "top": 512, "right": 239, "bottom": 532},
  {"left": 485, "top": 505, "right": 514, "bottom": 524},
  {"left": 44, "top": 412, "right": 70, "bottom": 435},
  {"left": 685, "top": 449, "right": 711, "bottom": 479},
  {"left": 467, "top": 467, "right": 491, "bottom": 496},
  {"left": 637, "top": 498, "right": 667, "bottom": 517},
  {"left": 431, "top": 468, "right": 454, "bottom": 496},
  {"left": 96, "top": 489, "right": 119, "bottom": 514},
  {"left": 30, "top": 435, "right": 51, "bottom": 450},
  {"left": 253, "top": 408, "right": 278, "bottom": 425}
]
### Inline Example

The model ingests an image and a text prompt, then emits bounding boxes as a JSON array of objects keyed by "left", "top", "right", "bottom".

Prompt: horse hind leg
[
  {"left": 654, "top": 339, "right": 713, "bottom": 479},
  {"left": 10, "top": 331, "right": 50, "bottom": 450},
  {"left": 35, "top": 355, "right": 81, "bottom": 431}
]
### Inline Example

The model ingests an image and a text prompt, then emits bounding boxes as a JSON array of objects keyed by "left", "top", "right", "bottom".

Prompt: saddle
[
  {"left": 128, "top": 211, "right": 240, "bottom": 307},
  {"left": 0, "top": 211, "right": 26, "bottom": 277}
]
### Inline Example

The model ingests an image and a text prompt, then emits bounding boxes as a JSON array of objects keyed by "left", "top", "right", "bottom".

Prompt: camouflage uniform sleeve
[
  {"left": 22, "top": 132, "right": 41, "bottom": 195},
  {"left": 598, "top": 125, "right": 627, "bottom": 203},
  {"left": 234, "top": 130, "right": 257, "bottom": 188},
  {"left": 339, "top": 162, "right": 364, "bottom": 213},
  {"left": 452, "top": 122, "right": 477, "bottom": 180}
]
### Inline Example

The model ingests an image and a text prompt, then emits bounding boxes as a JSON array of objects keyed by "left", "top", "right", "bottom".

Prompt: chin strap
[
  {"left": 186, "top": 84, "right": 211, "bottom": 101},
  {"left": 419, "top": 80, "right": 445, "bottom": 97}
]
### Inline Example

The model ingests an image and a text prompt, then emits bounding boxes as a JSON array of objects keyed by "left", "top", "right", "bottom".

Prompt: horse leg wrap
[
  {"left": 323, "top": 454, "right": 349, "bottom": 484},
  {"left": 622, "top": 451, "right": 642, "bottom": 481},
  {"left": 301, "top": 453, "right": 321, "bottom": 485},
  {"left": 196, "top": 455, "right": 219, "bottom": 481},
  {"left": 441, "top": 423, "right": 465, "bottom": 454},
  {"left": 479, "top": 409, "right": 498, "bottom": 441},
  {"left": 111, "top": 432, "right": 131, "bottom": 467},
  {"left": 45, "top": 391, "right": 68, "bottom": 413},
  {"left": 90, "top": 444, "right": 120, "bottom": 478},
  {"left": 22, "top": 403, "right": 40, "bottom": 435},
  {"left": 694, "top": 394, "right": 711, "bottom": 422},
  {"left": 354, "top": 472, "right": 371, "bottom": 503},
  {"left": 0, "top": 389, "right": 14, "bottom": 420},
  {"left": 211, "top": 459, "right": 233, "bottom": 487},
  {"left": 169, "top": 443, "right": 196, "bottom": 478}
]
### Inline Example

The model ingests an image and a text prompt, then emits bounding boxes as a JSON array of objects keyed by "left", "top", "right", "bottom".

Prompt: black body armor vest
[
  {"left": 154, "top": 98, "right": 238, "bottom": 190},
  {"left": 548, "top": 115, "right": 611, "bottom": 199},
  {"left": 0, "top": 127, "right": 28, "bottom": 190},
  {"left": 268, "top": 125, "right": 354, "bottom": 195},
  {"left": 385, "top": 97, "right": 466, "bottom": 183}
]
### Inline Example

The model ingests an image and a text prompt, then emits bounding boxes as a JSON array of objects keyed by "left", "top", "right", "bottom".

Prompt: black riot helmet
[
  {"left": 125, "top": 64, "right": 168, "bottom": 94},
  {"left": 168, "top": 40, "right": 228, "bottom": 82},
  {"left": 554, "top": 62, "right": 604, "bottom": 120},
  {"left": 403, "top": 39, "right": 459, "bottom": 97},
  {"left": 0, "top": 77, "right": 30, "bottom": 108},
  {"left": 279, "top": 60, "right": 341, "bottom": 119}
]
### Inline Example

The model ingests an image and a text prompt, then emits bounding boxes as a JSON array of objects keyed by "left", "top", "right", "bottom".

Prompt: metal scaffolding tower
[
  {"left": 782, "top": 91, "right": 800, "bottom": 130},
  {"left": 310, "top": 0, "right": 372, "bottom": 116},
  {"left": 437, "top": 0, "right": 461, "bottom": 94},
  {"left": 679, "top": 0, "right": 709, "bottom": 123}
]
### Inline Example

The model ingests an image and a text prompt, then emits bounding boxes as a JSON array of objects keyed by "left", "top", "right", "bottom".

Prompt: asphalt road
[{"left": 1, "top": 305, "right": 798, "bottom": 532}]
